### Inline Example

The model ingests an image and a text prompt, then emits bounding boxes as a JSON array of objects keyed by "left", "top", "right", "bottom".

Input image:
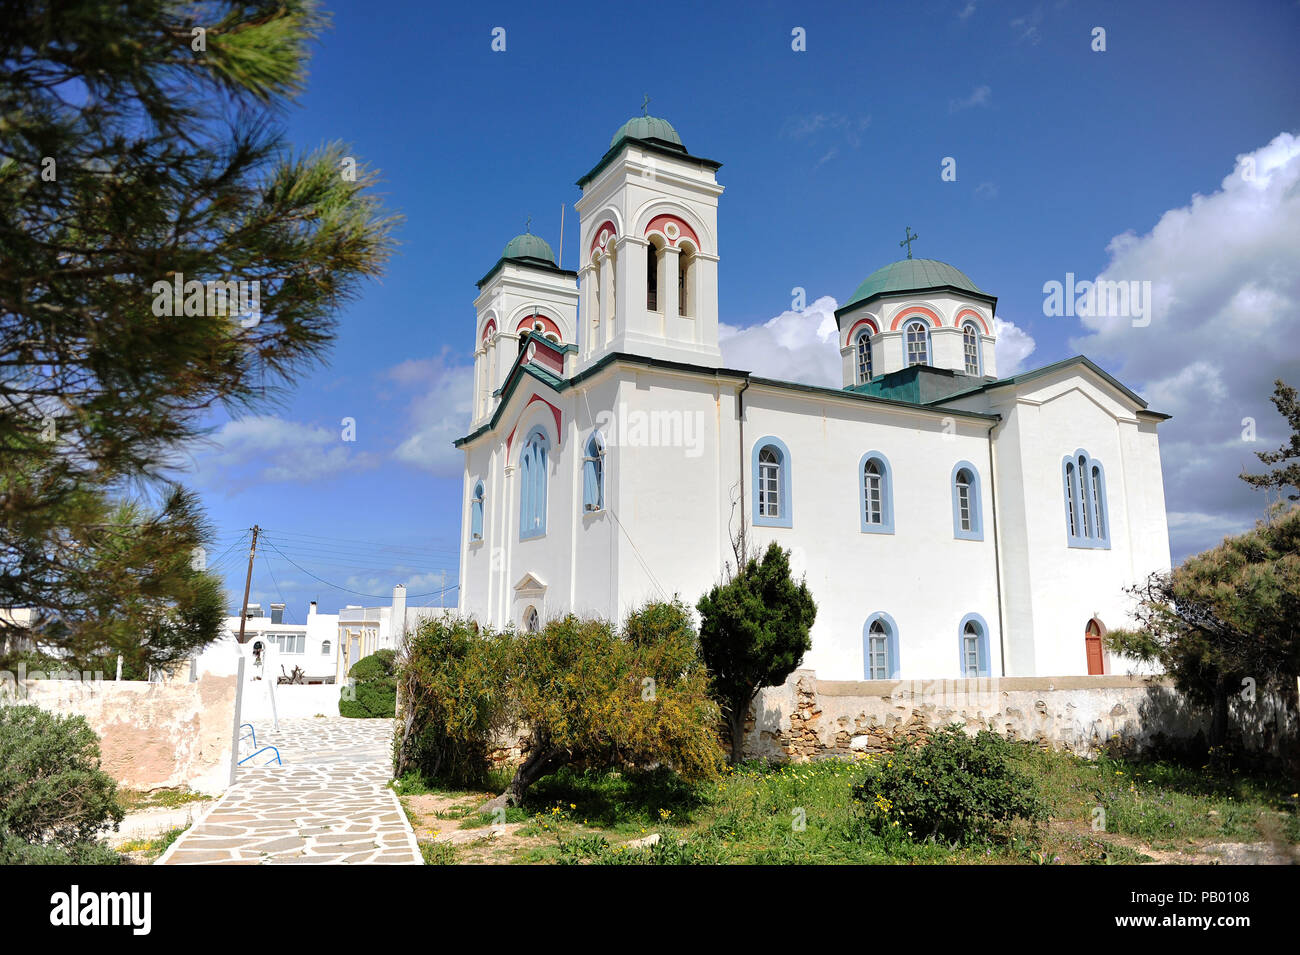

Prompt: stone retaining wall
[{"left": 743, "top": 670, "right": 1215, "bottom": 761}]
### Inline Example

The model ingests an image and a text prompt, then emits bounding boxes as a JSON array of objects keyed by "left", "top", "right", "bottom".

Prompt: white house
[
  {"left": 197, "top": 601, "right": 339, "bottom": 684},
  {"left": 454, "top": 114, "right": 1172, "bottom": 681},
  {"left": 335, "top": 585, "right": 447, "bottom": 682}
]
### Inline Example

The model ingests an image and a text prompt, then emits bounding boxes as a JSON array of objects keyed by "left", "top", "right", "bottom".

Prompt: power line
[{"left": 261, "top": 535, "right": 459, "bottom": 600}]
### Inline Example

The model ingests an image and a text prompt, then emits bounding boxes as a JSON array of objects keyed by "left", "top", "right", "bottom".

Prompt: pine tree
[
  {"left": 0, "top": 1, "right": 396, "bottom": 667},
  {"left": 697, "top": 542, "right": 817, "bottom": 763}
]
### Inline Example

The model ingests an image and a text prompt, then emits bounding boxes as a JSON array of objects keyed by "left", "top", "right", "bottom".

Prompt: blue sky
[{"left": 185, "top": 0, "right": 1300, "bottom": 621}]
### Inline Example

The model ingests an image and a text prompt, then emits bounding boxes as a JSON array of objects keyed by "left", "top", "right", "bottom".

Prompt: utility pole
[{"left": 237, "top": 525, "right": 260, "bottom": 644}]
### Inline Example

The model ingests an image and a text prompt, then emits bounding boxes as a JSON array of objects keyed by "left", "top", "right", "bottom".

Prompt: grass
[
  {"left": 399, "top": 746, "right": 1299, "bottom": 865},
  {"left": 116, "top": 826, "right": 187, "bottom": 862},
  {"left": 116, "top": 788, "right": 213, "bottom": 813}
]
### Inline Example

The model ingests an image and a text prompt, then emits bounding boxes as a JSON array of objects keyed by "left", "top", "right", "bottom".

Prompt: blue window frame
[
  {"left": 519, "top": 427, "right": 550, "bottom": 540},
  {"left": 951, "top": 461, "right": 983, "bottom": 541},
  {"left": 859, "top": 451, "right": 894, "bottom": 534},
  {"left": 957, "top": 613, "right": 991, "bottom": 677},
  {"left": 855, "top": 329, "right": 873, "bottom": 383},
  {"left": 470, "top": 480, "right": 485, "bottom": 541},
  {"left": 583, "top": 431, "right": 605, "bottom": 512},
  {"left": 752, "top": 437, "right": 792, "bottom": 528},
  {"left": 1063, "top": 449, "right": 1110, "bottom": 549},
  {"left": 962, "top": 321, "right": 981, "bottom": 375},
  {"left": 904, "top": 320, "right": 931, "bottom": 367},
  {"left": 863, "top": 611, "right": 900, "bottom": 680}
]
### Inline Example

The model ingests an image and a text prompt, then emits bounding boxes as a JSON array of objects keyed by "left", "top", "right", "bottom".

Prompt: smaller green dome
[
  {"left": 845, "top": 258, "right": 985, "bottom": 309},
  {"left": 610, "top": 115, "right": 683, "bottom": 148},
  {"left": 502, "top": 233, "right": 556, "bottom": 265}
]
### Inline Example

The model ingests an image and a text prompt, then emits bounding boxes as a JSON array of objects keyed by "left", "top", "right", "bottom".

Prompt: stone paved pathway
[{"left": 158, "top": 717, "right": 421, "bottom": 865}]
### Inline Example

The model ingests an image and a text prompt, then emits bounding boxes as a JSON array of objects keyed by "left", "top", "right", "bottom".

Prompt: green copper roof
[
  {"left": 502, "top": 233, "right": 556, "bottom": 265},
  {"left": 845, "top": 258, "right": 986, "bottom": 309},
  {"left": 610, "top": 115, "right": 683, "bottom": 149}
]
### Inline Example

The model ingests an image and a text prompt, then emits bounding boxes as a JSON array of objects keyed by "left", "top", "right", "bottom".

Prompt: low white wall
[
  {"left": 239, "top": 682, "right": 341, "bottom": 723},
  {"left": 0, "top": 670, "right": 241, "bottom": 793}
]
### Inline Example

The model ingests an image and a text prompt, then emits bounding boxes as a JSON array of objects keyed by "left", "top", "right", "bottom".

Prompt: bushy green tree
[
  {"left": 1241, "top": 379, "right": 1300, "bottom": 500},
  {"left": 395, "top": 602, "right": 724, "bottom": 809},
  {"left": 340, "top": 648, "right": 396, "bottom": 718},
  {"left": 0, "top": 1, "right": 396, "bottom": 663},
  {"left": 394, "top": 616, "right": 512, "bottom": 785},
  {"left": 696, "top": 542, "right": 817, "bottom": 762},
  {"left": 0, "top": 705, "right": 124, "bottom": 863},
  {"left": 1107, "top": 505, "right": 1300, "bottom": 750}
]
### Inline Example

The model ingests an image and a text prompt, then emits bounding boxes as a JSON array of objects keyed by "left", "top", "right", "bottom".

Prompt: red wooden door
[{"left": 1085, "top": 620, "right": 1104, "bottom": 675}]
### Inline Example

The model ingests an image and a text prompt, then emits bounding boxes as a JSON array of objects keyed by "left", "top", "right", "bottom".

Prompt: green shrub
[
  {"left": 0, "top": 705, "right": 124, "bottom": 863},
  {"left": 340, "top": 649, "right": 397, "bottom": 718},
  {"left": 851, "top": 724, "right": 1047, "bottom": 845},
  {"left": 394, "top": 617, "right": 512, "bottom": 785}
]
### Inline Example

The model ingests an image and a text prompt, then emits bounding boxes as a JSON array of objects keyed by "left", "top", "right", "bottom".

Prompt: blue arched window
[
  {"left": 958, "top": 613, "right": 991, "bottom": 677},
  {"left": 752, "top": 437, "right": 792, "bottom": 528},
  {"left": 519, "top": 428, "right": 550, "bottom": 540},
  {"left": 951, "top": 461, "right": 983, "bottom": 541},
  {"left": 855, "top": 329, "right": 873, "bottom": 384},
  {"left": 859, "top": 451, "right": 894, "bottom": 534},
  {"left": 904, "top": 320, "right": 931, "bottom": 367},
  {"left": 583, "top": 431, "right": 605, "bottom": 512},
  {"left": 1063, "top": 449, "right": 1110, "bottom": 549},
  {"left": 470, "top": 481, "right": 485, "bottom": 541},
  {"left": 962, "top": 321, "right": 981, "bottom": 375},
  {"left": 863, "top": 612, "right": 900, "bottom": 680}
]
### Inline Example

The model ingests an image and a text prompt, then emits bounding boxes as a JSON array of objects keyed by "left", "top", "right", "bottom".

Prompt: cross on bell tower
[{"left": 899, "top": 226, "right": 919, "bottom": 259}]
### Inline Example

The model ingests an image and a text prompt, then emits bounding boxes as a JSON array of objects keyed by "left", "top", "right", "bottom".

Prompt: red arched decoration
[
  {"left": 644, "top": 213, "right": 701, "bottom": 250},
  {"left": 588, "top": 220, "right": 617, "bottom": 257},
  {"left": 515, "top": 313, "right": 562, "bottom": 341},
  {"left": 955, "top": 308, "right": 990, "bottom": 335},
  {"left": 889, "top": 305, "right": 943, "bottom": 331},
  {"left": 845, "top": 317, "right": 879, "bottom": 345}
]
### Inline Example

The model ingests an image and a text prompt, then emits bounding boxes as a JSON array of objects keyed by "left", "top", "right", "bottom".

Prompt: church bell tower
[{"left": 573, "top": 111, "right": 724, "bottom": 369}]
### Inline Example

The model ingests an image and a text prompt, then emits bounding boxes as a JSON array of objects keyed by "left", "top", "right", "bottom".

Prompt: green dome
[
  {"left": 502, "top": 233, "right": 556, "bottom": 265},
  {"left": 845, "top": 258, "right": 985, "bottom": 308},
  {"left": 610, "top": 115, "right": 683, "bottom": 148}
]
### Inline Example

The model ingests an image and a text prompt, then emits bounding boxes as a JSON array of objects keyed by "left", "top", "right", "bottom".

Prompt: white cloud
[
  {"left": 720, "top": 294, "right": 1038, "bottom": 387},
  {"left": 188, "top": 415, "right": 380, "bottom": 491},
  {"left": 390, "top": 355, "right": 474, "bottom": 478},
  {"left": 950, "top": 85, "right": 992, "bottom": 113},
  {"left": 956, "top": 2, "right": 977, "bottom": 20},
  {"left": 993, "top": 316, "right": 1036, "bottom": 376},
  {"left": 1070, "top": 131, "right": 1300, "bottom": 560},
  {"left": 720, "top": 295, "right": 843, "bottom": 387}
]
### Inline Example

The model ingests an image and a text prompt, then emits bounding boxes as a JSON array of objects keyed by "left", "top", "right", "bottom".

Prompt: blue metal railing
[
  {"left": 237, "top": 723, "right": 281, "bottom": 765},
  {"left": 238, "top": 745, "right": 282, "bottom": 766}
]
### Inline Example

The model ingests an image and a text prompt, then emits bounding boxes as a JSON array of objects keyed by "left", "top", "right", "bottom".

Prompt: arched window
[
  {"left": 524, "top": 606, "right": 540, "bottom": 633},
  {"left": 863, "top": 612, "right": 899, "bottom": 680},
  {"left": 583, "top": 431, "right": 605, "bottom": 512},
  {"left": 859, "top": 451, "right": 894, "bottom": 534},
  {"left": 905, "top": 320, "right": 930, "bottom": 367},
  {"left": 962, "top": 321, "right": 981, "bottom": 375},
  {"left": 519, "top": 428, "right": 550, "bottom": 540},
  {"left": 958, "top": 613, "right": 990, "bottom": 677},
  {"left": 646, "top": 240, "right": 659, "bottom": 311},
  {"left": 951, "top": 461, "right": 983, "bottom": 540},
  {"left": 752, "top": 437, "right": 792, "bottom": 528},
  {"left": 1063, "top": 450, "right": 1110, "bottom": 548},
  {"left": 678, "top": 243, "right": 694, "bottom": 317},
  {"left": 321, "top": 640, "right": 331, "bottom": 656},
  {"left": 470, "top": 481, "right": 485, "bottom": 541},
  {"left": 855, "top": 330, "right": 873, "bottom": 383}
]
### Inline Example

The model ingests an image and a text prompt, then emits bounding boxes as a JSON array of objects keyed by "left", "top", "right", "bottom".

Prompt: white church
[{"left": 454, "top": 114, "right": 1172, "bottom": 681}]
